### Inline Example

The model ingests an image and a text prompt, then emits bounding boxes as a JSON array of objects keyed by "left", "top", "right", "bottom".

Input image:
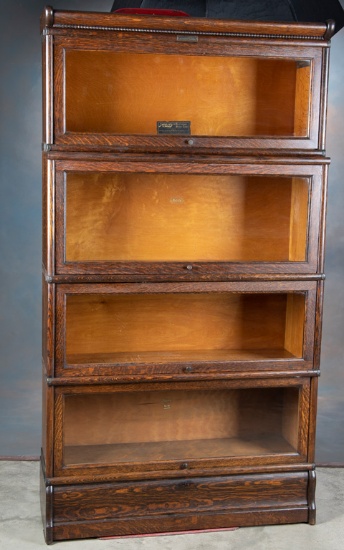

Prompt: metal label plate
[{"left": 157, "top": 121, "right": 191, "bottom": 135}]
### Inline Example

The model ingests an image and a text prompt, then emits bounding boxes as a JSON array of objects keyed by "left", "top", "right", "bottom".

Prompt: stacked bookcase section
[{"left": 41, "top": 7, "right": 331, "bottom": 543}]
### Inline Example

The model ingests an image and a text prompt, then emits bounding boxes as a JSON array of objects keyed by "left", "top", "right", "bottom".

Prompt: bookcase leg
[
  {"left": 40, "top": 457, "right": 54, "bottom": 544},
  {"left": 308, "top": 467, "right": 316, "bottom": 525}
]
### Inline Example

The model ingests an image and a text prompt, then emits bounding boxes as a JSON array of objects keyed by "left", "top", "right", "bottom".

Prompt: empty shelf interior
[
  {"left": 63, "top": 387, "right": 300, "bottom": 465},
  {"left": 65, "top": 292, "right": 305, "bottom": 365},
  {"left": 65, "top": 51, "right": 310, "bottom": 137},
  {"left": 65, "top": 173, "right": 309, "bottom": 263}
]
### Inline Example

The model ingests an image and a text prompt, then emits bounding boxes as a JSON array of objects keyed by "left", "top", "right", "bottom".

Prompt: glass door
[
  {"left": 54, "top": 378, "right": 310, "bottom": 477},
  {"left": 55, "top": 281, "right": 316, "bottom": 377},
  {"left": 53, "top": 160, "right": 324, "bottom": 276}
]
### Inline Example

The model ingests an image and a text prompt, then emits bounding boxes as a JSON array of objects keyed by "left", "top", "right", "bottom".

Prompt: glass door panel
[
  {"left": 65, "top": 51, "right": 311, "bottom": 138},
  {"left": 62, "top": 387, "right": 300, "bottom": 467},
  {"left": 65, "top": 292, "right": 305, "bottom": 367},
  {"left": 64, "top": 173, "right": 309, "bottom": 264}
]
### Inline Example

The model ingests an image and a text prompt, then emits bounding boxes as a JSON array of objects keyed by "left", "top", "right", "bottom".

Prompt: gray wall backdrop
[{"left": 0, "top": 0, "right": 343, "bottom": 461}]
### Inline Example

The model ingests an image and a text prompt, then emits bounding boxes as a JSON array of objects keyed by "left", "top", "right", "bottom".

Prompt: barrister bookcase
[{"left": 41, "top": 6, "right": 332, "bottom": 543}]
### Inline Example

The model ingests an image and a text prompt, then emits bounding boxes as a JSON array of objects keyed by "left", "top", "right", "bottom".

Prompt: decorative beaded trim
[{"left": 53, "top": 23, "right": 324, "bottom": 40}]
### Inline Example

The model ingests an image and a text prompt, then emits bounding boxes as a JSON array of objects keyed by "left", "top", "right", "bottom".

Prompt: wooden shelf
[
  {"left": 67, "top": 348, "right": 296, "bottom": 366},
  {"left": 64, "top": 435, "right": 297, "bottom": 466}
]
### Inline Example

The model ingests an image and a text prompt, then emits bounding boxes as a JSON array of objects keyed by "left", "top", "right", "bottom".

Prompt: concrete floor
[{"left": 0, "top": 462, "right": 343, "bottom": 549}]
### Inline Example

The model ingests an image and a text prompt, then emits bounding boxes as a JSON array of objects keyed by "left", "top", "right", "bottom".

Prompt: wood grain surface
[
  {"left": 65, "top": 173, "right": 307, "bottom": 263},
  {"left": 65, "top": 51, "right": 308, "bottom": 138},
  {"left": 39, "top": 9, "right": 330, "bottom": 542}
]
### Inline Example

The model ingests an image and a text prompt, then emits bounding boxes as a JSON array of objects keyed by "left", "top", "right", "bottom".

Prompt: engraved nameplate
[{"left": 157, "top": 121, "right": 191, "bottom": 135}]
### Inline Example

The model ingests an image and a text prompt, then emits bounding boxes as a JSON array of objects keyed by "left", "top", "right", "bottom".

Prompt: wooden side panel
[
  {"left": 284, "top": 294, "right": 306, "bottom": 358},
  {"left": 42, "top": 34, "right": 53, "bottom": 145},
  {"left": 313, "top": 279, "right": 325, "bottom": 370},
  {"left": 318, "top": 47, "right": 330, "bottom": 152},
  {"left": 42, "top": 383, "right": 55, "bottom": 479},
  {"left": 42, "top": 280, "right": 55, "bottom": 377},
  {"left": 282, "top": 387, "right": 300, "bottom": 450},
  {"left": 289, "top": 177, "right": 309, "bottom": 262},
  {"left": 42, "top": 379, "right": 47, "bottom": 466},
  {"left": 308, "top": 376, "right": 319, "bottom": 463},
  {"left": 294, "top": 63, "right": 311, "bottom": 137},
  {"left": 254, "top": 59, "right": 297, "bottom": 136},
  {"left": 42, "top": 158, "right": 55, "bottom": 277},
  {"left": 317, "top": 165, "right": 328, "bottom": 274}
]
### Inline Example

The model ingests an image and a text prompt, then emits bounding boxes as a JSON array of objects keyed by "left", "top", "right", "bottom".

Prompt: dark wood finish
[
  {"left": 41, "top": 8, "right": 329, "bottom": 543},
  {"left": 47, "top": 273, "right": 325, "bottom": 284},
  {"left": 42, "top": 158, "right": 55, "bottom": 277},
  {"left": 41, "top": 6, "right": 54, "bottom": 32},
  {"left": 46, "top": 151, "right": 332, "bottom": 164},
  {"left": 47, "top": 11, "right": 328, "bottom": 38},
  {"left": 40, "top": 457, "right": 53, "bottom": 545},
  {"left": 308, "top": 377, "right": 319, "bottom": 464},
  {"left": 41, "top": 33, "right": 53, "bottom": 146},
  {"left": 52, "top": 507, "right": 309, "bottom": 541},
  {"left": 47, "top": 370, "right": 321, "bottom": 387},
  {"left": 52, "top": 378, "right": 309, "bottom": 478},
  {"left": 54, "top": 281, "right": 317, "bottom": 378},
  {"left": 45, "top": 461, "right": 316, "bottom": 487},
  {"left": 317, "top": 164, "right": 329, "bottom": 274},
  {"left": 42, "top": 383, "right": 54, "bottom": 479},
  {"left": 51, "top": 32, "right": 326, "bottom": 153},
  {"left": 319, "top": 48, "right": 331, "bottom": 152},
  {"left": 52, "top": 472, "right": 309, "bottom": 522},
  {"left": 42, "top": 279, "right": 54, "bottom": 378},
  {"left": 53, "top": 159, "right": 325, "bottom": 277},
  {"left": 308, "top": 467, "right": 317, "bottom": 524},
  {"left": 313, "top": 280, "right": 325, "bottom": 371},
  {"left": 49, "top": 471, "right": 309, "bottom": 540}
]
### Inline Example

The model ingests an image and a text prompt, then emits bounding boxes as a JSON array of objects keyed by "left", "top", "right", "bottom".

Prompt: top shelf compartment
[
  {"left": 65, "top": 52, "right": 310, "bottom": 138},
  {"left": 44, "top": 13, "right": 329, "bottom": 153}
]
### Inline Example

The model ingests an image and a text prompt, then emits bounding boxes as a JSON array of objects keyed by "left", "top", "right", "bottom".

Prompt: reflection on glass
[
  {"left": 65, "top": 51, "right": 311, "bottom": 137},
  {"left": 63, "top": 387, "right": 300, "bottom": 466},
  {"left": 65, "top": 173, "right": 309, "bottom": 263},
  {"left": 65, "top": 292, "right": 305, "bottom": 366}
]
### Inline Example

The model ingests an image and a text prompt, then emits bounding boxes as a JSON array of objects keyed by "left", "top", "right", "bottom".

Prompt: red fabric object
[{"left": 113, "top": 8, "right": 189, "bottom": 16}]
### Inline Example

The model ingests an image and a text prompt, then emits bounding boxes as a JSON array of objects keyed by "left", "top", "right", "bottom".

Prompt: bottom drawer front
[{"left": 54, "top": 472, "right": 308, "bottom": 524}]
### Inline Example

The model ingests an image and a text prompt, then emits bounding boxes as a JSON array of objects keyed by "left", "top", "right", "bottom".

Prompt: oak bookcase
[{"left": 41, "top": 7, "right": 331, "bottom": 543}]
